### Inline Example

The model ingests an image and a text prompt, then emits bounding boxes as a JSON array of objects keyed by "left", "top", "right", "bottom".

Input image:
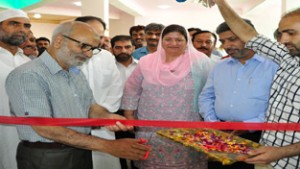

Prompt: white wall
[
  {"left": 109, "top": 10, "right": 134, "bottom": 37},
  {"left": 30, "top": 22, "right": 58, "bottom": 40},
  {"left": 30, "top": 11, "right": 135, "bottom": 40},
  {"left": 242, "top": 0, "right": 282, "bottom": 39},
  {"left": 30, "top": 0, "right": 299, "bottom": 42},
  {"left": 134, "top": 3, "right": 281, "bottom": 40},
  {"left": 135, "top": 8, "right": 220, "bottom": 32}
]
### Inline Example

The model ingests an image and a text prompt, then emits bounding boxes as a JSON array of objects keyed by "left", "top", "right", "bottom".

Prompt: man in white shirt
[
  {"left": 0, "top": 9, "right": 31, "bottom": 169},
  {"left": 111, "top": 35, "right": 138, "bottom": 169},
  {"left": 112, "top": 35, "right": 138, "bottom": 83},
  {"left": 75, "top": 16, "right": 123, "bottom": 169},
  {"left": 192, "top": 30, "right": 221, "bottom": 62}
]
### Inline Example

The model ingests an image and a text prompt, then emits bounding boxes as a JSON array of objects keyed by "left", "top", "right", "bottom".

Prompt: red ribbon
[{"left": 0, "top": 116, "right": 299, "bottom": 131}]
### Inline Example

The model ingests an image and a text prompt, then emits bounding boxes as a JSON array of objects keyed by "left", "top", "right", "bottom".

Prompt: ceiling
[{"left": 0, "top": 0, "right": 269, "bottom": 24}]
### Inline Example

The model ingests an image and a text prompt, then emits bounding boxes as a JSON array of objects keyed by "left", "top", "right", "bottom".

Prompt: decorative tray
[{"left": 157, "top": 128, "right": 260, "bottom": 165}]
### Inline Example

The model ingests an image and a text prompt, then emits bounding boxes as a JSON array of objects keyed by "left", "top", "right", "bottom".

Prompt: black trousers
[
  {"left": 208, "top": 131, "right": 262, "bottom": 169},
  {"left": 17, "top": 142, "right": 92, "bottom": 169}
]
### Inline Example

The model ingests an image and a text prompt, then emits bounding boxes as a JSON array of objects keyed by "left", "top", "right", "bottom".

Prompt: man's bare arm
[
  {"left": 32, "top": 126, "right": 106, "bottom": 150},
  {"left": 31, "top": 125, "right": 149, "bottom": 160},
  {"left": 88, "top": 103, "right": 110, "bottom": 118},
  {"left": 245, "top": 142, "right": 300, "bottom": 164},
  {"left": 214, "top": 0, "right": 259, "bottom": 42},
  {"left": 88, "top": 103, "right": 134, "bottom": 131}
]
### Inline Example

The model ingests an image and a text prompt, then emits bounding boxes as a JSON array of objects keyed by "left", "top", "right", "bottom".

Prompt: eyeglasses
[{"left": 62, "top": 35, "right": 101, "bottom": 55}]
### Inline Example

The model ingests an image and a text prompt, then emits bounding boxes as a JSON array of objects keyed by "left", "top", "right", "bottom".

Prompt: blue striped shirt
[{"left": 5, "top": 52, "right": 95, "bottom": 142}]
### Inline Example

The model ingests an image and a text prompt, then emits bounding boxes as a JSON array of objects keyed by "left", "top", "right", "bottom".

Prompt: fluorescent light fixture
[
  {"left": 73, "top": 1, "right": 82, "bottom": 6},
  {"left": 158, "top": 5, "right": 171, "bottom": 9},
  {"left": 33, "top": 13, "right": 41, "bottom": 19}
]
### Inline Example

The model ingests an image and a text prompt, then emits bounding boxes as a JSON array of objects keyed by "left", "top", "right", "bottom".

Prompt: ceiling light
[
  {"left": 73, "top": 1, "right": 82, "bottom": 6},
  {"left": 33, "top": 13, "right": 41, "bottom": 19},
  {"left": 158, "top": 5, "right": 171, "bottom": 9}
]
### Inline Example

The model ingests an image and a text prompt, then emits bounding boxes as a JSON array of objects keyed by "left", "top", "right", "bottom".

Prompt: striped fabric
[
  {"left": 6, "top": 52, "right": 95, "bottom": 142},
  {"left": 246, "top": 35, "right": 300, "bottom": 169}
]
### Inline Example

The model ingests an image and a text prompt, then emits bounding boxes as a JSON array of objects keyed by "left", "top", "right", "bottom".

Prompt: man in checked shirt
[{"left": 211, "top": 0, "right": 300, "bottom": 169}]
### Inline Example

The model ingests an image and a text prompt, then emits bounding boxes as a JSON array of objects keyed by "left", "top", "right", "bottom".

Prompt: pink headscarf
[{"left": 139, "top": 24, "right": 209, "bottom": 86}]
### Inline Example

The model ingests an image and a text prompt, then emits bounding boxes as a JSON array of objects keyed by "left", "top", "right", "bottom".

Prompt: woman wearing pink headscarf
[{"left": 121, "top": 24, "right": 213, "bottom": 169}]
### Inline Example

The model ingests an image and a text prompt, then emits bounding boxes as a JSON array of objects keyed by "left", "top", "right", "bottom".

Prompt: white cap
[{"left": 0, "top": 9, "right": 29, "bottom": 22}]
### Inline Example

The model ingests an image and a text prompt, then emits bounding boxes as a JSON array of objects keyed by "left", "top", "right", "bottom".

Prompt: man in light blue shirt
[
  {"left": 132, "top": 23, "right": 164, "bottom": 60},
  {"left": 198, "top": 19, "right": 278, "bottom": 169}
]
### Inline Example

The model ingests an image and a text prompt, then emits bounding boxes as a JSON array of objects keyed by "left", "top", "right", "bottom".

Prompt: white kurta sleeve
[{"left": 82, "top": 50, "right": 123, "bottom": 113}]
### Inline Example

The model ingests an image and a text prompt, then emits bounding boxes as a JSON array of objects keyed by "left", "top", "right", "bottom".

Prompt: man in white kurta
[
  {"left": 76, "top": 16, "right": 123, "bottom": 169},
  {"left": 111, "top": 35, "right": 138, "bottom": 169},
  {"left": 81, "top": 49, "right": 123, "bottom": 169},
  {"left": 0, "top": 9, "right": 31, "bottom": 169},
  {"left": 111, "top": 35, "right": 138, "bottom": 82},
  {"left": 81, "top": 49, "right": 123, "bottom": 113},
  {"left": 192, "top": 30, "right": 222, "bottom": 64},
  {"left": 115, "top": 49, "right": 138, "bottom": 82}
]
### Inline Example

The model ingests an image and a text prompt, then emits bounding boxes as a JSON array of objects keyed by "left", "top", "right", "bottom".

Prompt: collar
[
  {"left": 132, "top": 57, "right": 139, "bottom": 64},
  {"left": 227, "top": 53, "right": 265, "bottom": 64},
  {"left": 116, "top": 56, "right": 139, "bottom": 67},
  {"left": 0, "top": 46, "right": 25, "bottom": 56},
  {"left": 140, "top": 46, "right": 149, "bottom": 54},
  {"left": 39, "top": 51, "right": 64, "bottom": 75}
]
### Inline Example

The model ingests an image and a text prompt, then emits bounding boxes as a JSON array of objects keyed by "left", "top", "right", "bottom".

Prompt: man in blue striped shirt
[{"left": 5, "top": 21, "right": 150, "bottom": 169}]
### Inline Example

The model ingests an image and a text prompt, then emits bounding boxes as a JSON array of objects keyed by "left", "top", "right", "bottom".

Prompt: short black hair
[
  {"left": 216, "top": 19, "right": 255, "bottom": 34},
  {"left": 188, "top": 27, "right": 201, "bottom": 33},
  {"left": 129, "top": 25, "right": 145, "bottom": 36},
  {"left": 75, "top": 16, "right": 106, "bottom": 30},
  {"left": 36, "top": 37, "right": 50, "bottom": 43},
  {"left": 192, "top": 30, "right": 217, "bottom": 45},
  {"left": 110, "top": 35, "right": 134, "bottom": 48},
  {"left": 144, "top": 23, "right": 165, "bottom": 34}
]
